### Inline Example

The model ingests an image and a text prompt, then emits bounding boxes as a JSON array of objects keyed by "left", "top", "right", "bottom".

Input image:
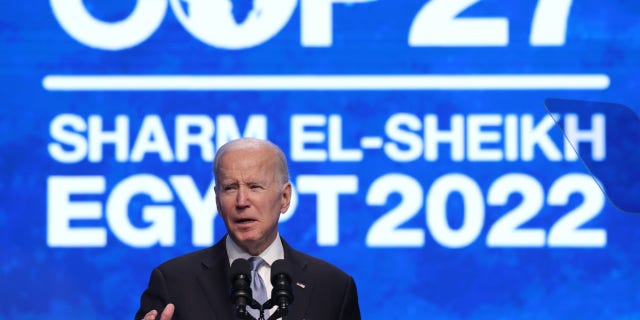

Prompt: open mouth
[{"left": 236, "top": 218, "right": 257, "bottom": 224}]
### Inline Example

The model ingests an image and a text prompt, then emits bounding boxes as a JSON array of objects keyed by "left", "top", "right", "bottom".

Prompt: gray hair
[{"left": 213, "top": 138, "right": 289, "bottom": 184}]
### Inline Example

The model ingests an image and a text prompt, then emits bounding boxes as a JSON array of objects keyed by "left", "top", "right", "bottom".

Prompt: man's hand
[{"left": 142, "top": 303, "right": 175, "bottom": 320}]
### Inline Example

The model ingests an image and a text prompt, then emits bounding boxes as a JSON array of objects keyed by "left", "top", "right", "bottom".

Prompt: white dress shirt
[{"left": 226, "top": 234, "right": 285, "bottom": 318}]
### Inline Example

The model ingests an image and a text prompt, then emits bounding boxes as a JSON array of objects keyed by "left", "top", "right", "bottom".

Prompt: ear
[{"left": 280, "top": 182, "right": 292, "bottom": 214}]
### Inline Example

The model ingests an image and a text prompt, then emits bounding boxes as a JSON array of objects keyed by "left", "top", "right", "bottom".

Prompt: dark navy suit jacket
[{"left": 135, "top": 236, "right": 361, "bottom": 320}]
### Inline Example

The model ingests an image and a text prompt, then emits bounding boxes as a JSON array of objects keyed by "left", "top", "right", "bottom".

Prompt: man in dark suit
[{"left": 135, "top": 138, "right": 361, "bottom": 320}]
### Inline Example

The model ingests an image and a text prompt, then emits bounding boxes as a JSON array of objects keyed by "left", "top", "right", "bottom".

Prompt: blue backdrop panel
[{"left": 1, "top": 1, "right": 640, "bottom": 319}]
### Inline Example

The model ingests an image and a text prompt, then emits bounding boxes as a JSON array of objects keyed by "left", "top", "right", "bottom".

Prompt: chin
[{"left": 233, "top": 231, "right": 261, "bottom": 243}]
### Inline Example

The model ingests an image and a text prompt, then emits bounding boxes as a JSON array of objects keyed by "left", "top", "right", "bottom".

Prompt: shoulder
[
  {"left": 286, "top": 245, "right": 355, "bottom": 285},
  {"left": 285, "top": 245, "right": 361, "bottom": 316},
  {"left": 154, "top": 241, "right": 226, "bottom": 276},
  {"left": 298, "top": 250, "right": 348, "bottom": 274},
  {"left": 156, "top": 247, "right": 208, "bottom": 268}
]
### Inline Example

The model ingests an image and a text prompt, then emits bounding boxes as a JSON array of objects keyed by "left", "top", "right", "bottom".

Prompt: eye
[
  {"left": 250, "top": 184, "right": 264, "bottom": 190},
  {"left": 222, "top": 184, "right": 238, "bottom": 191}
]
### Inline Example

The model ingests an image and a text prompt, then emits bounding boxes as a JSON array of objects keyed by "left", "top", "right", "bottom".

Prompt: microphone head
[
  {"left": 230, "top": 258, "right": 251, "bottom": 280},
  {"left": 230, "top": 258, "right": 262, "bottom": 316},
  {"left": 270, "top": 259, "right": 294, "bottom": 306},
  {"left": 230, "top": 258, "right": 252, "bottom": 305},
  {"left": 270, "top": 259, "right": 291, "bottom": 284}
]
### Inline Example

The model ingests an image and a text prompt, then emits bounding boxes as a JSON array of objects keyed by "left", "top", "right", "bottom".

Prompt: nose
[{"left": 235, "top": 186, "right": 250, "bottom": 208}]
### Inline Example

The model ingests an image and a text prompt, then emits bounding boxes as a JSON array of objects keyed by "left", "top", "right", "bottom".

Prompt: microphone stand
[
  {"left": 235, "top": 298, "right": 263, "bottom": 320},
  {"left": 266, "top": 307, "right": 288, "bottom": 320},
  {"left": 234, "top": 306, "right": 256, "bottom": 320},
  {"left": 237, "top": 299, "right": 289, "bottom": 320},
  {"left": 261, "top": 299, "right": 290, "bottom": 320}
]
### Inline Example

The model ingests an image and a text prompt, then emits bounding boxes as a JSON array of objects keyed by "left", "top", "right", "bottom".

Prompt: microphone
[
  {"left": 230, "top": 258, "right": 259, "bottom": 319},
  {"left": 264, "top": 259, "right": 294, "bottom": 318}
]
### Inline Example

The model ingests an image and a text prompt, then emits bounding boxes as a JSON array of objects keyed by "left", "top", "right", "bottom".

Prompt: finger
[
  {"left": 160, "top": 303, "right": 175, "bottom": 320},
  {"left": 143, "top": 310, "right": 157, "bottom": 320}
]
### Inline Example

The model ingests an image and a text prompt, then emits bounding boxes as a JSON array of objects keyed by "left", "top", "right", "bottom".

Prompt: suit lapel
[
  {"left": 192, "top": 237, "right": 314, "bottom": 319},
  {"left": 196, "top": 237, "right": 234, "bottom": 319},
  {"left": 281, "top": 239, "right": 312, "bottom": 320}
]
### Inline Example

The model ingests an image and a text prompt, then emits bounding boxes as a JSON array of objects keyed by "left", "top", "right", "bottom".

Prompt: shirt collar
[{"left": 226, "top": 234, "right": 284, "bottom": 267}]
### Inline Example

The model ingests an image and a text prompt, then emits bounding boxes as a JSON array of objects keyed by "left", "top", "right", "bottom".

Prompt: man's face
[{"left": 215, "top": 146, "right": 291, "bottom": 255}]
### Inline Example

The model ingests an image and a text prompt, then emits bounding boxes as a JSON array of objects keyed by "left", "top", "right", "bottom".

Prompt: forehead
[{"left": 216, "top": 146, "right": 278, "bottom": 180}]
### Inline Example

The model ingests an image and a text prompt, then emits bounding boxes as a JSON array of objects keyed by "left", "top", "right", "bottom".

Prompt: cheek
[
  {"left": 218, "top": 212, "right": 230, "bottom": 224},
  {"left": 217, "top": 196, "right": 234, "bottom": 208},
  {"left": 216, "top": 201, "right": 233, "bottom": 219}
]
